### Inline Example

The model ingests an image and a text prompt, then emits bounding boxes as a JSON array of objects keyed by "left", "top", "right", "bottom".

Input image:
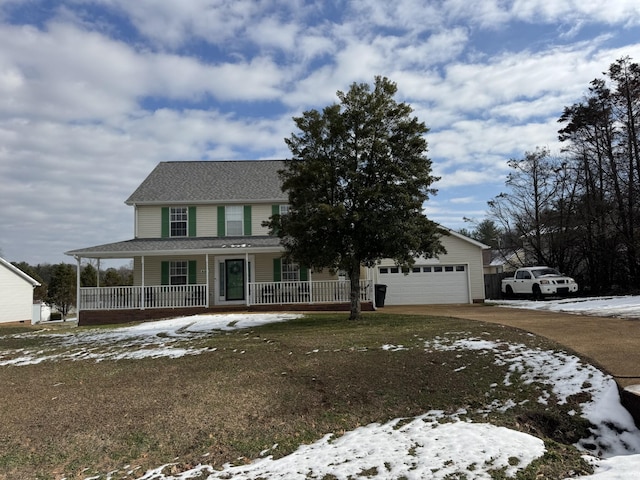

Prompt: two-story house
[{"left": 66, "top": 160, "right": 487, "bottom": 325}]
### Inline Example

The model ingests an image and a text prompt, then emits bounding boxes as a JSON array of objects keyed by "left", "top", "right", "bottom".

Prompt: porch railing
[
  {"left": 78, "top": 281, "right": 372, "bottom": 311},
  {"left": 247, "top": 280, "right": 371, "bottom": 305},
  {"left": 79, "top": 285, "right": 208, "bottom": 310}
]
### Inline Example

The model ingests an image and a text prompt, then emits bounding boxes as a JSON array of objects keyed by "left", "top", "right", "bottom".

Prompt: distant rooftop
[{"left": 125, "top": 160, "right": 288, "bottom": 204}]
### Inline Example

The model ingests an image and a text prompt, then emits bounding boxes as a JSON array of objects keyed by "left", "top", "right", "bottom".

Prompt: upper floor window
[
  {"left": 279, "top": 204, "right": 290, "bottom": 215},
  {"left": 170, "top": 207, "right": 188, "bottom": 237},
  {"left": 226, "top": 206, "right": 243, "bottom": 236},
  {"left": 162, "top": 206, "right": 195, "bottom": 238}
]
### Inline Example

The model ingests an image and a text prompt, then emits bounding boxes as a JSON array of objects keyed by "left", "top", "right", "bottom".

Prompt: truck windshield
[{"left": 532, "top": 268, "right": 561, "bottom": 277}]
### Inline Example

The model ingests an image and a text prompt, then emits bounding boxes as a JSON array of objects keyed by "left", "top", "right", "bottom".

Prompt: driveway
[{"left": 379, "top": 303, "right": 640, "bottom": 389}]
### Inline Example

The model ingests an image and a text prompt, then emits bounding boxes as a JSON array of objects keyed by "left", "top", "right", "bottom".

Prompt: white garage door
[{"left": 378, "top": 264, "right": 469, "bottom": 305}]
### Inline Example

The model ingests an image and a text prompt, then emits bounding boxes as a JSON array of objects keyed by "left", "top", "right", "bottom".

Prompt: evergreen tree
[
  {"left": 47, "top": 263, "right": 76, "bottom": 320},
  {"left": 266, "top": 76, "right": 444, "bottom": 319},
  {"left": 80, "top": 263, "right": 98, "bottom": 287}
]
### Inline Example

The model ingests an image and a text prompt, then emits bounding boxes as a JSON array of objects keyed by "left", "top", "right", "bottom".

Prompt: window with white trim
[
  {"left": 279, "top": 204, "right": 290, "bottom": 215},
  {"left": 226, "top": 206, "right": 243, "bottom": 236},
  {"left": 170, "top": 261, "right": 188, "bottom": 285},
  {"left": 282, "top": 261, "right": 300, "bottom": 281},
  {"left": 170, "top": 207, "right": 188, "bottom": 237}
]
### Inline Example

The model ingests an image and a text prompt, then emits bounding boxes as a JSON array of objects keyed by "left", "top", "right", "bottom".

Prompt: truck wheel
[
  {"left": 504, "top": 285, "right": 514, "bottom": 298},
  {"left": 532, "top": 284, "right": 542, "bottom": 301}
]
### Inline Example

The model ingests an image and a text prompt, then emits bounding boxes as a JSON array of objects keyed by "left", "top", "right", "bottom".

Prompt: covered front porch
[
  {"left": 66, "top": 236, "right": 374, "bottom": 325},
  {"left": 78, "top": 280, "right": 372, "bottom": 310}
]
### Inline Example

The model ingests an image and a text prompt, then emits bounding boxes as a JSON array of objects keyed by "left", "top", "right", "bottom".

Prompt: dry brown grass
[{"left": 0, "top": 313, "right": 593, "bottom": 479}]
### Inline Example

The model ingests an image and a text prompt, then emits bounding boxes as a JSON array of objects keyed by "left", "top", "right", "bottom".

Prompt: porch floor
[{"left": 78, "top": 302, "right": 375, "bottom": 326}]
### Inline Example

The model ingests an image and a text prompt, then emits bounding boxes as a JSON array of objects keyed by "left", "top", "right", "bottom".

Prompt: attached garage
[
  {"left": 379, "top": 264, "right": 470, "bottom": 305},
  {"left": 374, "top": 229, "right": 488, "bottom": 306}
]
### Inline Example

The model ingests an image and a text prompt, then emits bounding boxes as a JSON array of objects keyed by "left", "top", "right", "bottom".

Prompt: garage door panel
[{"left": 379, "top": 266, "right": 469, "bottom": 305}]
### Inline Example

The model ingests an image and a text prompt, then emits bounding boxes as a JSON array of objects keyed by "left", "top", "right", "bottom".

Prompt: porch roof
[{"left": 65, "top": 236, "right": 283, "bottom": 259}]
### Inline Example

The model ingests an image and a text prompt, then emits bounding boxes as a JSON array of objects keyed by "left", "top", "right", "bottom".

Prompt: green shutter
[
  {"left": 217, "top": 206, "right": 225, "bottom": 236},
  {"left": 273, "top": 258, "right": 281, "bottom": 282},
  {"left": 188, "top": 260, "right": 197, "bottom": 284},
  {"left": 188, "top": 206, "right": 197, "bottom": 237},
  {"left": 161, "top": 207, "right": 170, "bottom": 238},
  {"left": 161, "top": 261, "right": 169, "bottom": 285},
  {"left": 300, "top": 266, "right": 308, "bottom": 282},
  {"left": 271, "top": 205, "right": 279, "bottom": 235},
  {"left": 243, "top": 205, "right": 252, "bottom": 235}
]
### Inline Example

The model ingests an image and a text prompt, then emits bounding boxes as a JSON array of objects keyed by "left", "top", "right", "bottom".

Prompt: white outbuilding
[{"left": 0, "top": 257, "right": 41, "bottom": 324}]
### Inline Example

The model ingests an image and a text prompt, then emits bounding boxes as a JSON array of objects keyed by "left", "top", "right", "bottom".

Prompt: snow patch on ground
[{"left": 4, "top": 298, "right": 640, "bottom": 478}]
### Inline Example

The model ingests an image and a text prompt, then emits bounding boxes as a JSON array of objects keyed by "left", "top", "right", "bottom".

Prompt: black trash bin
[{"left": 374, "top": 284, "right": 387, "bottom": 308}]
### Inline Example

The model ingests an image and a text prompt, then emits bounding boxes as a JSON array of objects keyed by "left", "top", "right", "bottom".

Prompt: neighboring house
[
  {"left": 482, "top": 249, "right": 526, "bottom": 300},
  {"left": 66, "top": 160, "right": 488, "bottom": 325},
  {"left": 0, "top": 257, "right": 41, "bottom": 324},
  {"left": 483, "top": 249, "right": 525, "bottom": 275}
]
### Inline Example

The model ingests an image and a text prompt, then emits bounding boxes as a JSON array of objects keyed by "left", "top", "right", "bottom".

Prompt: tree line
[
  {"left": 12, "top": 261, "right": 133, "bottom": 317},
  {"left": 469, "top": 56, "right": 640, "bottom": 295}
]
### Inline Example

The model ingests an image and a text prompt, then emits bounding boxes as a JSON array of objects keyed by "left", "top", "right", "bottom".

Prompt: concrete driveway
[{"left": 379, "top": 303, "right": 640, "bottom": 389}]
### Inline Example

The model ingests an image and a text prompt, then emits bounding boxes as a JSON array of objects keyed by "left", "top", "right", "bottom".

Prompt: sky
[
  {"left": 2, "top": 1, "right": 640, "bottom": 266},
  {"left": 4, "top": 297, "right": 640, "bottom": 478}
]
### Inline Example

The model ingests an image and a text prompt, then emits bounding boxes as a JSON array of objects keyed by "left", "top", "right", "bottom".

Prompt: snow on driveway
[{"left": 493, "top": 295, "right": 640, "bottom": 319}]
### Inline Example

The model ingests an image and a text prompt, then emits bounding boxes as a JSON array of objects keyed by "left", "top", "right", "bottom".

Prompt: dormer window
[{"left": 170, "top": 207, "right": 188, "bottom": 237}]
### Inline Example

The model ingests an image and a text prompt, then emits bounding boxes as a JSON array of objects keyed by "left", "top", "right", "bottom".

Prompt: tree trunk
[{"left": 349, "top": 264, "right": 361, "bottom": 320}]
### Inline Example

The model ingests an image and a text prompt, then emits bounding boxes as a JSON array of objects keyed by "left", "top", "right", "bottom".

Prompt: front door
[{"left": 225, "top": 259, "right": 245, "bottom": 301}]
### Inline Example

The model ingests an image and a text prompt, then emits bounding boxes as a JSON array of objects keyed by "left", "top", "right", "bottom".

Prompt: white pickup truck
[{"left": 501, "top": 266, "right": 578, "bottom": 299}]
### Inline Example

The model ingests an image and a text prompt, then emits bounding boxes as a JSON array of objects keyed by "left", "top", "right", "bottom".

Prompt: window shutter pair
[
  {"left": 161, "top": 261, "right": 198, "bottom": 285},
  {"left": 217, "top": 205, "right": 252, "bottom": 236},
  {"left": 161, "top": 207, "right": 196, "bottom": 237},
  {"left": 272, "top": 258, "right": 308, "bottom": 282}
]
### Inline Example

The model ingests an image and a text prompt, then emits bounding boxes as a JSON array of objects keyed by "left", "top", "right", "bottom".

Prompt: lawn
[{"left": 0, "top": 312, "right": 609, "bottom": 479}]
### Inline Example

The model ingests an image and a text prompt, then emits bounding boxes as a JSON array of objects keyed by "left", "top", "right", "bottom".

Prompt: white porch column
[
  {"left": 75, "top": 256, "right": 81, "bottom": 317},
  {"left": 205, "top": 254, "right": 210, "bottom": 308},
  {"left": 141, "top": 256, "right": 145, "bottom": 310},
  {"left": 96, "top": 259, "right": 100, "bottom": 288},
  {"left": 308, "top": 269, "right": 313, "bottom": 303},
  {"left": 245, "top": 251, "right": 250, "bottom": 306}
]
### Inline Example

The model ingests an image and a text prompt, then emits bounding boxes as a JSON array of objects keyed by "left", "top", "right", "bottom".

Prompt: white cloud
[{"left": 2, "top": 0, "right": 640, "bottom": 262}]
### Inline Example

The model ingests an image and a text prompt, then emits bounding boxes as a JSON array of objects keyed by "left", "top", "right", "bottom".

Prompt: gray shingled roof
[
  {"left": 125, "top": 160, "right": 288, "bottom": 204},
  {"left": 65, "top": 236, "right": 283, "bottom": 258}
]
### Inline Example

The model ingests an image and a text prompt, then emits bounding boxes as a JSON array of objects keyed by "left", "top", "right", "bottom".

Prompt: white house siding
[
  {"left": 196, "top": 205, "right": 218, "bottom": 237},
  {"left": 136, "top": 205, "right": 161, "bottom": 238},
  {"left": 254, "top": 253, "right": 278, "bottom": 282},
  {"left": 136, "top": 204, "right": 278, "bottom": 238},
  {"left": 251, "top": 204, "right": 273, "bottom": 236},
  {"left": 376, "top": 233, "right": 486, "bottom": 305},
  {"left": 0, "top": 261, "right": 36, "bottom": 323}
]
